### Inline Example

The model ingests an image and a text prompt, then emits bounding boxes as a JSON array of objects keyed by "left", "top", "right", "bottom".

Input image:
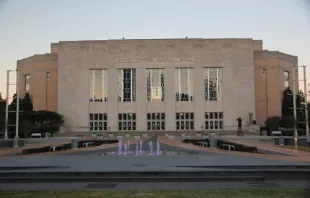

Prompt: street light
[
  {"left": 4, "top": 70, "right": 20, "bottom": 147},
  {"left": 292, "top": 65, "right": 309, "bottom": 152}
]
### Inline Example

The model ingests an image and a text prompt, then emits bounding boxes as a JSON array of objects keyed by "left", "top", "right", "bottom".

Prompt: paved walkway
[
  {"left": 158, "top": 136, "right": 310, "bottom": 163},
  {"left": 223, "top": 136, "right": 310, "bottom": 157},
  {"left": 0, "top": 136, "right": 150, "bottom": 158}
]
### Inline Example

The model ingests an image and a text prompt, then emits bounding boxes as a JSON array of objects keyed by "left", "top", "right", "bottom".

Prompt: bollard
[
  {"left": 71, "top": 138, "right": 79, "bottom": 149},
  {"left": 209, "top": 133, "right": 217, "bottom": 149},
  {"left": 279, "top": 136, "right": 285, "bottom": 146}
]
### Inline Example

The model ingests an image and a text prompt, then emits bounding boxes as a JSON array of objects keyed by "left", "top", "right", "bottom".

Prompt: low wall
[
  {"left": 273, "top": 137, "right": 309, "bottom": 147},
  {"left": 0, "top": 139, "right": 25, "bottom": 148}
]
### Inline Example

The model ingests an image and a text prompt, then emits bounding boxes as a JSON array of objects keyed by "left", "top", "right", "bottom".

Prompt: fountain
[
  {"left": 156, "top": 141, "right": 160, "bottom": 155},
  {"left": 136, "top": 142, "right": 139, "bottom": 155},
  {"left": 139, "top": 141, "right": 143, "bottom": 153},
  {"left": 148, "top": 141, "right": 153, "bottom": 155},
  {"left": 127, "top": 140, "right": 130, "bottom": 152},
  {"left": 100, "top": 138, "right": 184, "bottom": 156},
  {"left": 124, "top": 144, "right": 128, "bottom": 155},
  {"left": 118, "top": 139, "right": 122, "bottom": 155}
]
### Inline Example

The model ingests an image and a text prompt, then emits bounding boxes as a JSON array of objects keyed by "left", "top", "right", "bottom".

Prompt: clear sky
[{"left": 0, "top": 0, "right": 310, "bottom": 99}]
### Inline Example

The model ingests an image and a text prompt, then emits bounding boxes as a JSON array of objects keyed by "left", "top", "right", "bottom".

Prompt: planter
[
  {"left": 125, "top": 133, "right": 130, "bottom": 138},
  {"left": 196, "top": 133, "right": 202, "bottom": 137},
  {"left": 117, "top": 136, "right": 123, "bottom": 140},
  {"left": 97, "top": 135, "right": 103, "bottom": 140},
  {"left": 142, "top": 133, "right": 147, "bottom": 137},
  {"left": 92, "top": 133, "right": 97, "bottom": 139},
  {"left": 168, "top": 135, "right": 175, "bottom": 140},
  {"left": 134, "top": 136, "right": 141, "bottom": 141},
  {"left": 59, "top": 126, "right": 65, "bottom": 134},
  {"left": 108, "top": 133, "right": 114, "bottom": 137}
]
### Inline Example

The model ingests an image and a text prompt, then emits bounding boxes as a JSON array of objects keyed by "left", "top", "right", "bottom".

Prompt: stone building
[{"left": 16, "top": 38, "right": 298, "bottom": 133}]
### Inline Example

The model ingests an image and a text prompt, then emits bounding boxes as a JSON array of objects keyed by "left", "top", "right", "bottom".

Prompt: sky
[{"left": 0, "top": 0, "right": 310, "bottom": 99}]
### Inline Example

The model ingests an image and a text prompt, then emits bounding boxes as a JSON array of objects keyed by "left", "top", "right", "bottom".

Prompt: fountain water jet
[
  {"left": 139, "top": 141, "right": 143, "bottom": 153},
  {"left": 156, "top": 141, "right": 160, "bottom": 155},
  {"left": 127, "top": 140, "right": 130, "bottom": 152},
  {"left": 136, "top": 142, "right": 139, "bottom": 155},
  {"left": 124, "top": 144, "right": 128, "bottom": 155},
  {"left": 118, "top": 140, "right": 122, "bottom": 155}
]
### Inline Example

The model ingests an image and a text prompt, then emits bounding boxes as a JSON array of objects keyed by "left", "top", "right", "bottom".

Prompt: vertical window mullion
[
  {"left": 150, "top": 70, "right": 153, "bottom": 101},
  {"left": 92, "top": 70, "right": 95, "bottom": 100},
  {"left": 102, "top": 70, "right": 105, "bottom": 101},
  {"left": 121, "top": 70, "right": 124, "bottom": 102},
  {"left": 130, "top": 69, "right": 133, "bottom": 102},
  {"left": 187, "top": 69, "right": 190, "bottom": 101},
  {"left": 207, "top": 69, "right": 210, "bottom": 101},
  {"left": 178, "top": 69, "right": 181, "bottom": 101},
  {"left": 216, "top": 68, "right": 219, "bottom": 101}
]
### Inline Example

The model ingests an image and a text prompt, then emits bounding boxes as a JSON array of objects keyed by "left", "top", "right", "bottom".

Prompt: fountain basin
[{"left": 99, "top": 151, "right": 186, "bottom": 156}]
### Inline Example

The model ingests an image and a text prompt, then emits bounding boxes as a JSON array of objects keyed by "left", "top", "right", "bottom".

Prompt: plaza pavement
[
  {"left": 158, "top": 136, "right": 310, "bottom": 163},
  {"left": 0, "top": 136, "right": 309, "bottom": 173},
  {"left": 0, "top": 136, "right": 151, "bottom": 158}
]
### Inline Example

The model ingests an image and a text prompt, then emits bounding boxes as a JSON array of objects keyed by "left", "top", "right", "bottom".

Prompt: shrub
[{"left": 265, "top": 116, "right": 281, "bottom": 132}]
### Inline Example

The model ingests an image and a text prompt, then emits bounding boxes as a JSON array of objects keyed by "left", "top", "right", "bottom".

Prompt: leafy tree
[
  {"left": 265, "top": 116, "right": 281, "bottom": 132},
  {"left": 6, "top": 93, "right": 64, "bottom": 138},
  {"left": 0, "top": 96, "right": 6, "bottom": 133},
  {"left": 29, "top": 110, "right": 64, "bottom": 137},
  {"left": 20, "top": 93, "right": 33, "bottom": 111},
  {"left": 281, "top": 88, "right": 305, "bottom": 128}
]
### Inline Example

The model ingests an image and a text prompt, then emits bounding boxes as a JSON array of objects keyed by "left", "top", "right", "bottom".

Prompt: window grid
[
  {"left": 176, "top": 112, "right": 194, "bottom": 131},
  {"left": 147, "top": 69, "right": 165, "bottom": 102},
  {"left": 284, "top": 71, "right": 289, "bottom": 88},
  {"left": 89, "top": 113, "right": 108, "bottom": 131},
  {"left": 204, "top": 68, "right": 222, "bottom": 101},
  {"left": 205, "top": 112, "right": 223, "bottom": 130},
  {"left": 147, "top": 113, "right": 165, "bottom": 130},
  {"left": 25, "top": 74, "right": 30, "bottom": 91},
  {"left": 46, "top": 72, "right": 51, "bottom": 79},
  {"left": 118, "top": 69, "right": 136, "bottom": 102},
  {"left": 175, "top": 68, "right": 194, "bottom": 101},
  {"left": 118, "top": 113, "right": 136, "bottom": 131},
  {"left": 89, "top": 69, "right": 108, "bottom": 102}
]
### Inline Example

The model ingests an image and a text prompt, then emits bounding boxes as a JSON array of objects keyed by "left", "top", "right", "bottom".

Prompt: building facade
[
  {"left": 17, "top": 54, "right": 58, "bottom": 112},
  {"left": 17, "top": 38, "right": 298, "bottom": 133}
]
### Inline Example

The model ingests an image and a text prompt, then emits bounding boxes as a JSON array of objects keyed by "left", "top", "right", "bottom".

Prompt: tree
[
  {"left": 20, "top": 93, "right": 33, "bottom": 111},
  {"left": 281, "top": 88, "right": 305, "bottom": 128},
  {"left": 3, "top": 93, "right": 64, "bottom": 138},
  {"left": 0, "top": 96, "right": 6, "bottom": 133},
  {"left": 265, "top": 116, "right": 281, "bottom": 132},
  {"left": 30, "top": 110, "right": 64, "bottom": 137}
]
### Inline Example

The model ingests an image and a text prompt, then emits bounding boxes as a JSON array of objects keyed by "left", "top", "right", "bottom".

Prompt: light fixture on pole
[
  {"left": 302, "top": 66, "right": 309, "bottom": 137},
  {"left": 4, "top": 71, "right": 10, "bottom": 140},
  {"left": 14, "top": 69, "right": 20, "bottom": 147},
  {"left": 292, "top": 65, "right": 298, "bottom": 152}
]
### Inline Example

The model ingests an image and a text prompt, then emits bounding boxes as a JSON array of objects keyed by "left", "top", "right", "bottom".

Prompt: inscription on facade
[
  {"left": 136, "top": 44, "right": 146, "bottom": 50},
  {"left": 116, "top": 57, "right": 194, "bottom": 63},
  {"left": 108, "top": 45, "right": 119, "bottom": 50},
  {"left": 193, "top": 44, "right": 203, "bottom": 49},
  {"left": 164, "top": 44, "right": 175, "bottom": 49}
]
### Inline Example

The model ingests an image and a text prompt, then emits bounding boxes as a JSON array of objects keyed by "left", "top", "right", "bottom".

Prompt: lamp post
[
  {"left": 4, "top": 71, "right": 9, "bottom": 140},
  {"left": 292, "top": 65, "right": 298, "bottom": 152},
  {"left": 303, "top": 66, "right": 309, "bottom": 137}
]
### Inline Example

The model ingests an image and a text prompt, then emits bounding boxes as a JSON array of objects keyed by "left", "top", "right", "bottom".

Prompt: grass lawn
[
  {"left": 0, "top": 189, "right": 307, "bottom": 198},
  {"left": 281, "top": 145, "right": 310, "bottom": 152}
]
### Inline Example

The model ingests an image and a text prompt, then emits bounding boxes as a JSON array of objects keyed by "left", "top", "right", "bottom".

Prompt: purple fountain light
[
  {"left": 156, "top": 141, "right": 161, "bottom": 155},
  {"left": 118, "top": 139, "right": 122, "bottom": 155}
]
